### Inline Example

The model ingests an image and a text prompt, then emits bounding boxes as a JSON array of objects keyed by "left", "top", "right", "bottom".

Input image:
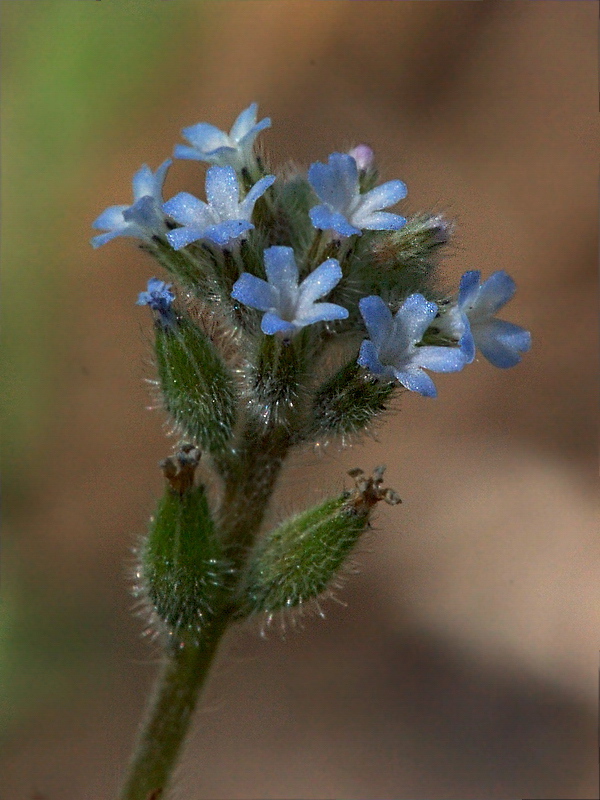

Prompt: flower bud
[{"left": 348, "top": 144, "right": 375, "bottom": 172}]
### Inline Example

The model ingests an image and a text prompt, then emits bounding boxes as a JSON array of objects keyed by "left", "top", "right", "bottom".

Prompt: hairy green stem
[{"left": 118, "top": 611, "right": 231, "bottom": 800}]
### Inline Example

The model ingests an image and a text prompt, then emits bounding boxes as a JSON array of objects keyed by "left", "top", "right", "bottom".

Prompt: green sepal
[
  {"left": 141, "top": 479, "right": 230, "bottom": 636},
  {"left": 309, "top": 360, "right": 395, "bottom": 440},
  {"left": 249, "top": 330, "right": 309, "bottom": 428},
  {"left": 154, "top": 315, "right": 237, "bottom": 453},
  {"left": 238, "top": 467, "right": 400, "bottom": 616},
  {"left": 366, "top": 213, "right": 452, "bottom": 304}
]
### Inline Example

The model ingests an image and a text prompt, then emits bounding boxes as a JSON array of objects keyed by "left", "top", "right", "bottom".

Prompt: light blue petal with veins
[
  {"left": 153, "top": 159, "right": 172, "bottom": 191},
  {"left": 231, "top": 273, "right": 279, "bottom": 311},
  {"left": 358, "top": 339, "right": 388, "bottom": 375},
  {"left": 308, "top": 161, "right": 348, "bottom": 211},
  {"left": 299, "top": 302, "right": 348, "bottom": 326},
  {"left": 181, "top": 122, "right": 230, "bottom": 153},
  {"left": 308, "top": 154, "right": 358, "bottom": 210},
  {"left": 395, "top": 369, "right": 437, "bottom": 397},
  {"left": 132, "top": 165, "right": 156, "bottom": 199},
  {"left": 309, "top": 206, "right": 361, "bottom": 237},
  {"left": 92, "top": 205, "right": 128, "bottom": 230},
  {"left": 458, "top": 271, "right": 481, "bottom": 307},
  {"left": 263, "top": 246, "right": 299, "bottom": 291},
  {"left": 415, "top": 345, "right": 466, "bottom": 373},
  {"left": 475, "top": 319, "right": 531, "bottom": 368},
  {"left": 163, "top": 192, "right": 212, "bottom": 227},
  {"left": 240, "top": 174, "right": 276, "bottom": 217},
  {"left": 474, "top": 271, "right": 516, "bottom": 316},
  {"left": 205, "top": 166, "right": 240, "bottom": 219},
  {"left": 459, "top": 326, "right": 476, "bottom": 364},
  {"left": 330, "top": 153, "right": 359, "bottom": 204},
  {"left": 261, "top": 312, "right": 296, "bottom": 336},
  {"left": 297, "top": 259, "right": 342, "bottom": 305},
  {"left": 166, "top": 226, "right": 207, "bottom": 250},
  {"left": 90, "top": 229, "right": 122, "bottom": 249},
  {"left": 395, "top": 294, "right": 438, "bottom": 343},
  {"left": 230, "top": 103, "right": 258, "bottom": 141},
  {"left": 358, "top": 211, "right": 406, "bottom": 231},
  {"left": 358, "top": 295, "right": 393, "bottom": 349},
  {"left": 357, "top": 180, "right": 407, "bottom": 216},
  {"left": 202, "top": 220, "right": 253, "bottom": 246},
  {"left": 174, "top": 144, "right": 208, "bottom": 161},
  {"left": 237, "top": 116, "right": 271, "bottom": 155}
]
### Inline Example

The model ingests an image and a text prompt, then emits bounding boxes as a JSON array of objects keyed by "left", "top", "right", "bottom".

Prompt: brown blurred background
[{"left": 2, "top": 2, "right": 597, "bottom": 798}]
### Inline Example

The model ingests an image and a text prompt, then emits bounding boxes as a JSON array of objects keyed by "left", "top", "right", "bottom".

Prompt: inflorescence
[
  {"left": 92, "top": 102, "right": 532, "bottom": 631},
  {"left": 92, "top": 101, "right": 530, "bottom": 404}
]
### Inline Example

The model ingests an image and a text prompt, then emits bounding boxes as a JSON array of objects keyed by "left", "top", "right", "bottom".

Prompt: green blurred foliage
[
  {"left": 1, "top": 1, "right": 202, "bottom": 483},
  {"left": 1, "top": 0, "right": 206, "bottom": 734}
]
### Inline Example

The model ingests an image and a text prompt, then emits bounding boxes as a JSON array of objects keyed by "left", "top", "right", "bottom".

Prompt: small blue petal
[
  {"left": 174, "top": 144, "right": 205, "bottom": 161},
  {"left": 261, "top": 312, "right": 296, "bottom": 336},
  {"left": 309, "top": 206, "right": 361, "bottom": 237},
  {"left": 298, "top": 302, "right": 349, "bottom": 326},
  {"left": 358, "top": 296, "right": 393, "bottom": 349},
  {"left": 263, "top": 246, "right": 299, "bottom": 291},
  {"left": 90, "top": 230, "right": 121, "bottom": 249},
  {"left": 395, "top": 369, "right": 437, "bottom": 397},
  {"left": 475, "top": 271, "right": 516, "bottom": 315},
  {"left": 231, "top": 273, "right": 278, "bottom": 311},
  {"left": 357, "top": 180, "right": 407, "bottom": 216},
  {"left": 358, "top": 339, "right": 388, "bottom": 376},
  {"left": 459, "top": 328, "right": 476, "bottom": 364},
  {"left": 92, "top": 205, "right": 128, "bottom": 231},
  {"left": 359, "top": 211, "right": 406, "bottom": 231},
  {"left": 202, "top": 220, "right": 253, "bottom": 246},
  {"left": 415, "top": 345, "right": 467, "bottom": 373},
  {"left": 229, "top": 103, "right": 259, "bottom": 141},
  {"left": 166, "top": 226, "right": 207, "bottom": 250},
  {"left": 475, "top": 319, "right": 531, "bottom": 369}
]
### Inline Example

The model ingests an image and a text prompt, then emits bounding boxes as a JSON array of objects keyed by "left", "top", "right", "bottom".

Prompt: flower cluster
[
  {"left": 92, "top": 102, "right": 530, "bottom": 401},
  {"left": 93, "top": 104, "right": 532, "bottom": 799}
]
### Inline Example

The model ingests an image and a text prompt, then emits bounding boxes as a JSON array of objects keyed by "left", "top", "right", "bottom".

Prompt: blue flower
[
  {"left": 357, "top": 294, "right": 466, "bottom": 397},
  {"left": 136, "top": 278, "right": 175, "bottom": 325},
  {"left": 308, "top": 153, "right": 407, "bottom": 237},
  {"left": 163, "top": 166, "right": 275, "bottom": 250},
  {"left": 438, "top": 271, "right": 531, "bottom": 368},
  {"left": 174, "top": 102, "right": 271, "bottom": 171},
  {"left": 231, "top": 246, "right": 349, "bottom": 336},
  {"left": 91, "top": 160, "right": 172, "bottom": 249}
]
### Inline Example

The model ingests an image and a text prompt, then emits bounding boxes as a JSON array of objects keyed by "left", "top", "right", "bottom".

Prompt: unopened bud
[{"left": 348, "top": 144, "right": 375, "bottom": 172}]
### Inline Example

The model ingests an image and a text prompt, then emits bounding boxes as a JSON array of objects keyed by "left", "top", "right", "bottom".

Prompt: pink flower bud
[{"left": 348, "top": 144, "right": 374, "bottom": 172}]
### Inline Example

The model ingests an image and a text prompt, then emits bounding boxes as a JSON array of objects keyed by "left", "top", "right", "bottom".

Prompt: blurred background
[{"left": 1, "top": 1, "right": 597, "bottom": 798}]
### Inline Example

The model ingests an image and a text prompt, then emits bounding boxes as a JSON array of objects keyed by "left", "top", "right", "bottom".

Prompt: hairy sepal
[
  {"left": 238, "top": 468, "right": 400, "bottom": 616},
  {"left": 140, "top": 482, "right": 230, "bottom": 638},
  {"left": 154, "top": 316, "right": 237, "bottom": 453},
  {"left": 309, "top": 360, "right": 395, "bottom": 441}
]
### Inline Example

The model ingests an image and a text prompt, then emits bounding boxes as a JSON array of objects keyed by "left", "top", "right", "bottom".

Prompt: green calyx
[
  {"left": 154, "top": 314, "right": 237, "bottom": 454},
  {"left": 310, "top": 360, "right": 396, "bottom": 440},
  {"left": 140, "top": 446, "right": 231, "bottom": 638},
  {"left": 239, "top": 466, "right": 401, "bottom": 617}
]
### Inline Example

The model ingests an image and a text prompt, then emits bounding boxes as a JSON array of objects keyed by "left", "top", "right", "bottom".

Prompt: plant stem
[{"left": 118, "top": 610, "right": 231, "bottom": 800}]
